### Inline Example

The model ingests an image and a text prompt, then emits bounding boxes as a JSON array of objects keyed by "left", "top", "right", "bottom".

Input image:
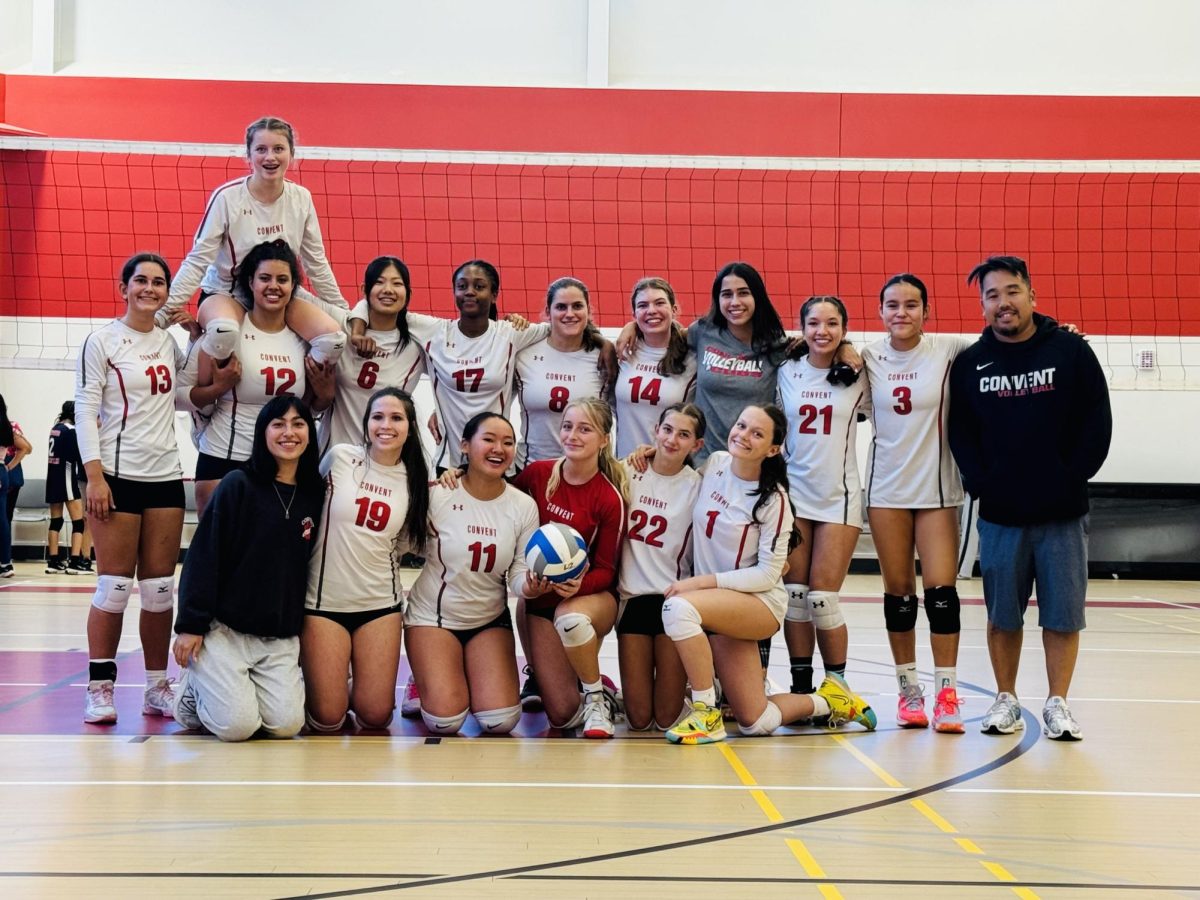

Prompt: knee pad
[
  {"left": 201, "top": 317, "right": 241, "bottom": 359},
  {"left": 475, "top": 704, "right": 522, "bottom": 734},
  {"left": 627, "top": 717, "right": 657, "bottom": 733},
  {"left": 884, "top": 592, "right": 919, "bottom": 633},
  {"left": 353, "top": 709, "right": 393, "bottom": 730},
  {"left": 809, "top": 590, "right": 845, "bottom": 631},
  {"left": 308, "top": 331, "right": 347, "bottom": 365},
  {"left": 71, "top": 518, "right": 85, "bottom": 535},
  {"left": 661, "top": 597, "right": 703, "bottom": 642},
  {"left": 138, "top": 576, "right": 175, "bottom": 613},
  {"left": 554, "top": 612, "right": 596, "bottom": 648},
  {"left": 561, "top": 700, "right": 587, "bottom": 730},
  {"left": 305, "top": 709, "right": 346, "bottom": 733},
  {"left": 924, "top": 585, "right": 961, "bottom": 635},
  {"left": 738, "top": 700, "right": 783, "bottom": 737},
  {"left": 48, "top": 516, "right": 64, "bottom": 534},
  {"left": 91, "top": 575, "right": 134, "bottom": 613},
  {"left": 421, "top": 708, "right": 469, "bottom": 735},
  {"left": 785, "top": 583, "right": 811, "bottom": 623}
]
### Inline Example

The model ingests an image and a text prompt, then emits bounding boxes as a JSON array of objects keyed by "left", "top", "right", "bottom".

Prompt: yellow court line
[
  {"left": 716, "top": 742, "right": 842, "bottom": 899},
  {"left": 830, "top": 734, "right": 1040, "bottom": 900}
]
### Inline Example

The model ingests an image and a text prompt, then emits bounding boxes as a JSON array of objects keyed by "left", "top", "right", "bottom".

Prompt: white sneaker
[
  {"left": 173, "top": 669, "right": 203, "bottom": 730},
  {"left": 581, "top": 690, "right": 614, "bottom": 739},
  {"left": 84, "top": 679, "right": 117, "bottom": 724},
  {"left": 980, "top": 691, "right": 1024, "bottom": 735},
  {"left": 400, "top": 676, "right": 421, "bottom": 718},
  {"left": 143, "top": 678, "right": 177, "bottom": 717},
  {"left": 1042, "top": 696, "right": 1082, "bottom": 741}
]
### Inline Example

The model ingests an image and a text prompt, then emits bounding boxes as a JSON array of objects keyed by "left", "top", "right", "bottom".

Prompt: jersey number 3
[{"left": 144, "top": 364, "right": 172, "bottom": 395}]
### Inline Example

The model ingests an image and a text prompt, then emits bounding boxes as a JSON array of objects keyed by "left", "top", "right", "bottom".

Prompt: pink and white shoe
[
  {"left": 400, "top": 676, "right": 421, "bottom": 718},
  {"left": 933, "top": 686, "right": 965, "bottom": 734},
  {"left": 896, "top": 683, "right": 929, "bottom": 728}
]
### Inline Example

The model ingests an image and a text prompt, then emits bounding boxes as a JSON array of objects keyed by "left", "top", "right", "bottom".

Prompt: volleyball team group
[{"left": 63, "top": 115, "right": 1110, "bottom": 745}]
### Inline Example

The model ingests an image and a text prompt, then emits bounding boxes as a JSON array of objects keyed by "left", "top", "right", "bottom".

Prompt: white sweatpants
[{"left": 187, "top": 621, "right": 305, "bottom": 742}]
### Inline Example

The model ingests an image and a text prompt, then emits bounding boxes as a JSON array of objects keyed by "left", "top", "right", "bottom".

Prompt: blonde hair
[{"left": 545, "top": 397, "right": 629, "bottom": 505}]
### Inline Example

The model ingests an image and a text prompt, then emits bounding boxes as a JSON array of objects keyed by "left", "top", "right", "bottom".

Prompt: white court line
[
  {"left": 1116, "top": 612, "right": 1200, "bottom": 635},
  {"left": 1132, "top": 595, "right": 1200, "bottom": 614},
  {"left": 949, "top": 788, "right": 1200, "bottom": 799}
]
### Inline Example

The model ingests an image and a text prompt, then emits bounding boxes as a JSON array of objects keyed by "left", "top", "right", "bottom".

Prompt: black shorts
[
  {"left": 446, "top": 607, "right": 513, "bottom": 647},
  {"left": 306, "top": 605, "right": 402, "bottom": 635},
  {"left": 98, "top": 474, "right": 185, "bottom": 515},
  {"left": 617, "top": 594, "right": 667, "bottom": 636},
  {"left": 45, "top": 465, "right": 81, "bottom": 505},
  {"left": 195, "top": 452, "right": 247, "bottom": 481}
]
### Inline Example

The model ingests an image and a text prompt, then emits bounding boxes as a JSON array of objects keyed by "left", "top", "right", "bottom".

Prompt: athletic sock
[
  {"left": 145, "top": 669, "right": 168, "bottom": 688},
  {"left": 692, "top": 686, "right": 718, "bottom": 708},
  {"left": 826, "top": 661, "right": 847, "bottom": 678},
  {"left": 934, "top": 667, "right": 957, "bottom": 694},
  {"left": 89, "top": 659, "right": 117, "bottom": 682},
  {"left": 809, "top": 695, "right": 832, "bottom": 719},
  {"left": 896, "top": 662, "right": 919, "bottom": 691},
  {"left": 789, "top": 656, "right": 814, "bottom": 693},
  {"left": 581, "top": 679, "right": 603, "bottom": 696}
]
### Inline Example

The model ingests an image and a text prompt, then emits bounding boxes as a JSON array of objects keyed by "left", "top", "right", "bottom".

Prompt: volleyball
[{"left": 524, "top": 523, "right": 588, "bottom": 583}]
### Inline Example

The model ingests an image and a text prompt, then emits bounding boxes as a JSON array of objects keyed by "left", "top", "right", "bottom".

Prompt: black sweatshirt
[
  {"left": 948, "top": 313, "right": 1112, "bottom": 526},
  {"left": 175, "top": 470, "right": 324, "bottom": 638}
]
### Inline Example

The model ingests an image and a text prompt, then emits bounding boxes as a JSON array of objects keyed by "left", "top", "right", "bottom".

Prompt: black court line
[{"left": 279, "top": 706, "right": 1043, "bottom": 898}]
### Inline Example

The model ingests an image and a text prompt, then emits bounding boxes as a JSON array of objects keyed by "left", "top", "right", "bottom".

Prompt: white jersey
[
  {"left": 778, "top": 357, "right": 871, "bottom": 527},
  {"left": 163, "top": 177, "right": 345, "bottom": 320},
  {"left": 406, "top": 483, "right": 540, "bottom": 630},
  {"left": 514, "top": 341, "right": 606, "bottom": 468},
  {"left": 614, "top": 344, "right": 698, "bottom": 457},
  {"left": 75, "top": 320, "right": 193, "bottom": 482},
  {"left": 408, "top": 314, "right": 550, "bottom": 470},
  {"left": 690, "top": 452, "right": 791, "bottom": 620},
  {"left": 318, "top": 310, "right": 426, "bottom": 456},
  {"left": 307, "top": 444, "right": 412, "bottom": 614},
  {"left": 200, "top": 317, "right": 308, "bottom": 461},
  {"left": 862, "top": 334, "right": 970, "bottom": 509},
  {"left": 617, "top": 463, "right": 702, "bottom": 599}
]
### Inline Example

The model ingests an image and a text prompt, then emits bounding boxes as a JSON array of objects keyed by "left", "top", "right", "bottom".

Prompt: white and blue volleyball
[{"left": 525, "top": 523, "right": 588, "bottom": 583}]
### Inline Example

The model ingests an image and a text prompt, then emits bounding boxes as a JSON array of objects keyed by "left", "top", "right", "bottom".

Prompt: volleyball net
[{"left": 2, "top": 139, "right": 1198, "bottom": 384}]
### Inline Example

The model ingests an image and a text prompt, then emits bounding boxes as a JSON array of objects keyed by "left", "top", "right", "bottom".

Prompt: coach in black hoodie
[{"left": 949, "top": 255, "right": 1111, "bottom": 742}]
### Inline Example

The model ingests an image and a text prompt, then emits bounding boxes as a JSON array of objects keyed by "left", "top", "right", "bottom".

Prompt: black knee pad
[
  {"left": 49, "top": 516, "right": 65, "bottom": 534},
  {"left": 883, "top": 593, "right": 919, "bottom": 632},
  {"left": 924, "top": 585, "right": 961, "bottom": 634},
  {"left": 71, "top": 518, "right": 85, "bottom": 534}
]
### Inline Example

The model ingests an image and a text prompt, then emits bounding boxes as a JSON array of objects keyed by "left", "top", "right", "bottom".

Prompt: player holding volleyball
[
  {"left": 76, "top": 253, "right": 194, "bottom": 724},
  {"left": 302, "top": 388, "right": 430, "bottom": 732},
  {"left": 406, "top": 412, "right": 541, "bottom": 735},
  {"left": 160, "top": 116, "right": 347, "bottom": 367},
  {"left": 616, "top": 403, "right": 704, "bottom": 732}
]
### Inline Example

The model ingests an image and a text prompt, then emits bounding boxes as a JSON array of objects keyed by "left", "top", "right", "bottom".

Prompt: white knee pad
[
  {"left": 785, "top": 583, "right": 812, "bottom": 623},
  {"left": 738, "top": 700, "right": 783, "bottom": 737},
  {"left": 91, "top": 575, "right": 134, "bottom": 613},
  {"left": 809, "top": 590, "right": 845, "bottom": 631},
  {"left": 661, "top": 597, "right": 704, "bottom": 642},
  {"left": 475, "top": 704, "right": 522, "bottom": 734},
  {"left": 138, "top": 576, "right": 175, "bottom": 613},
  {"left": 421, "top": 708, "right": 469, "bottom": 735},
  {"left": 308, "top": 331, "right": 347, "bottom": 365},
  {"left": 305, "top": 709, "right": 346, "bottom": 733},
  {"left": 201, "top": 317, "right": 241, "bottom": 359},
  {"left": 554, "top": 612, "right": 596, "bottom": 648}
]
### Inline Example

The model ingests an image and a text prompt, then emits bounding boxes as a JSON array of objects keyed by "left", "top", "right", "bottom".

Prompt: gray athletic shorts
[{"left": 978, "top": 515, "right": 1089, "bottom": 633}]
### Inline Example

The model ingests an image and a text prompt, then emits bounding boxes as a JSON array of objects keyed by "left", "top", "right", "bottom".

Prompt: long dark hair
[
  {"left": 0, "top": 393, "right": 13, "bottom": 447},
  {"left": 744, "top": 404, "right": 791, "bottom": 524},
  {"left": 630, "top": 277, "right": 690, "bottom": 376},
  {"left": 360, "top": 387, "right": 429, "bottom": 554},
  {"left": 707, "top": 262, "right": 786, "bottom": 355},
  {"left": 247, "top": 395, "right": 323, "bottom": 497},
  {"left": 56, "top": 400, "right": 75, "bottom": 424},
  {"left": 235, "top": 239, "right": 303, "bottom": 306},
  {"left": 362, "top": 256, "right": 413, "bottom": 351}
]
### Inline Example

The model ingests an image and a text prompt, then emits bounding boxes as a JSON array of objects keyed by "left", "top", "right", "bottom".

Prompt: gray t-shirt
[{"left": 687, "top": 318, "right": 784, "bottom": 464}]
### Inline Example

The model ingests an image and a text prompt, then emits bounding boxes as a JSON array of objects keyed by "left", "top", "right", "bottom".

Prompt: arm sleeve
[
  {"left": 715, "top": 488, "right": 791, "bottom": 593},
  {"left": 74, "top": 334, "right": 106, "bottom": 466},
  {"left": 578, "top": 485, "right": 624, "bottom": 596},
  {"left": 1065, "top": 341, "right": 1113, "bottom": 481},
  {"left": 161, "top": 189, "right": 231, "bottom": 324},
  {"left": 507, "top": 498, "right": 540, "bottom": 599},
  {"left": 296, "top": 188, "right": 348, "bottom": 310},
  {"left": 947, "top": 358, "right": 986, "bottom": 497},
  {"left": 175, "top": 475, "right": 242, "bottom": 634}
]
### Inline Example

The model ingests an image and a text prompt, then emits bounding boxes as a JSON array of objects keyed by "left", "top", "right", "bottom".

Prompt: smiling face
[
  {"left": 120, "top": 261, "right": 170, "bottom": 316},
  {"left": 653, "top": 411, "right": 703, "bottom": 468},
  {"left": 718, "top": 274, "right": 755, "bottom": 330},
  {"left": 366, "top": 394, "right": 410, "bottom": 457},
  {"left": 462, "top": 415, "right": 515, "bottom": 478},
  {"left": 980, "top": 269, "right": 1037, "bottom": 342},
  {"left": 802, "top": 300, "right": 846, "bottom": 360},
  {"left": 454, "top": 264, "right": 497, "bottom": 320},
  {"left": 726, "top": 405, "right": 781, "bottom": 463},
  {"left": 368, "top": 264, "right": 409, "bottom": 317},
  {"left": 251, "top": 259, "right": 294, "bottom": 313},
  {"left": 633, "top": 286, "right": 676, "bottom": 341},
  {"left": 559, "top": 404, "right": 608, "bottom": 463},
  {"left": 880, "top": 281, "right": 928, "bottom": 346},
  {"left": 247, "top": 127, "right": 293, "bottom": 185},
  {"left": 266, "top": 406, "right": 309, "bottom": 462},
  {"left": 548, "top": 285, "right": 589, "bottom": 342}
]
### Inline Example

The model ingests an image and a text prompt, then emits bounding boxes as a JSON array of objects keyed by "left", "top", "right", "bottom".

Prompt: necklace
[{"left": 273, "top": 482, "right": 297, "bottom": 520}]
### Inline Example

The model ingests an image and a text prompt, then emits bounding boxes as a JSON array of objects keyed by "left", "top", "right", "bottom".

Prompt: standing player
[
  {"left": 863, "top": 274, "right": 970, "bottom": 732},
  {"left": 661, "top": 405, "right": 875, "bottom": 744},
  {"left": 76, "top": 253, "right": 193, "bottom": 724},
  {"left": 405, "top": 412, "right": 541, "bottom": 735},
  {"left": 514, "top": 277, "right": 609, "bottom": 469},
  {"left": 616, "top": 403, "right": 704, "bottom": 732},
  {"left": 160, "top": 116, "right": 347, "bottom": 366},
  {"left": 777, "top": 296, "right": 870, "bottom": 710},
  {"left": 302, "top": 388, "right": 430, "bottom": 732},
  {"left": 0, "top": 395, "right": 31, "bottom": 578},
  {"left": 190, "top": 240, "right": 333, "bottom": 517},
  {"left": 613, "top": 277, "right": 696, "bottom": 457},
  {"left": 512, "top": 398, "right": 627, "bottom": 738},
  {"left": 44, "top": 401, "right": 93, "bottom": 575}
]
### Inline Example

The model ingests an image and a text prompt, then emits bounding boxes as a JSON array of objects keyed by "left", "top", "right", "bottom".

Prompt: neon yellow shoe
[
  {"left": 666, "top": 701, "right": 727, "bottom": 744},
  {"left": 816, "top": 673, "right": 877, "bottom": 731}
]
